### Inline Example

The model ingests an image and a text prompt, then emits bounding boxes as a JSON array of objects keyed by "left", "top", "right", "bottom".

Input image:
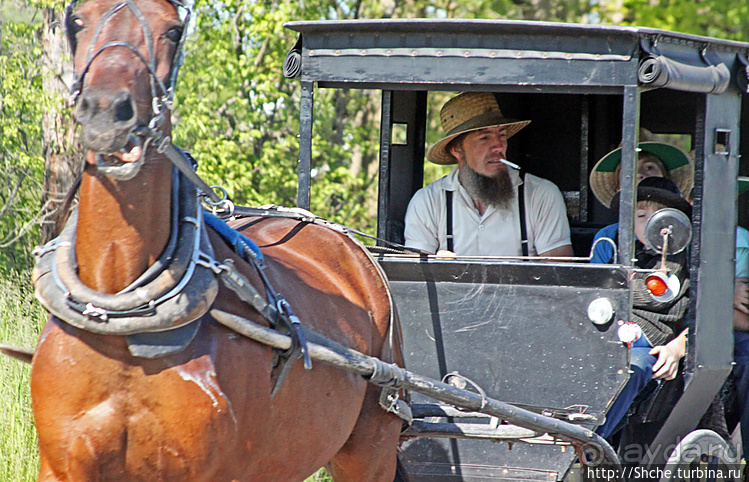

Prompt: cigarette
[{"left": 499, "top": 158, "right": 521, "bottom": 170}]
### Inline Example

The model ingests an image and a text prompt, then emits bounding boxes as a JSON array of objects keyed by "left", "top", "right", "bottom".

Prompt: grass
[{"left": 0, "top": 272, "right": 45, "bottom": 481}]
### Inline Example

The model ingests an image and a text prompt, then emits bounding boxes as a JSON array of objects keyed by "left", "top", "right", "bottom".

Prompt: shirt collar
[
  {"left": 444, "top": 167, "right": 460, "bottom": 191},
  {"left": 508, "top": 167, "right": 523, "bottom": 187}
]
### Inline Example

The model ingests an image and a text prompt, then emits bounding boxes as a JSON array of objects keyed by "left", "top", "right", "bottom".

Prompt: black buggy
[{"left": 281, "top": 18, "right": 749, "bottom": 481}]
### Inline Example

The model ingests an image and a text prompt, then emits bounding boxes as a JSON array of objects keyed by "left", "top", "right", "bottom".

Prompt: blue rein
[{"left": 203, "top": 211, "right": 263, "bottom": 263}]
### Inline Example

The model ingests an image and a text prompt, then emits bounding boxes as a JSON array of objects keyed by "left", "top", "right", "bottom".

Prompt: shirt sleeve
[
  {"left": 736, "top": 227, "right": 749, "bottom": 278},
  {"left": 404, "top": 186, "right": 441, "bottom": 254},
  {"left": 590, "top": 224, "right": 618, "bottom": 264},
  {"left": 528, "top": 178, "right": 572, "bottom": 255}
]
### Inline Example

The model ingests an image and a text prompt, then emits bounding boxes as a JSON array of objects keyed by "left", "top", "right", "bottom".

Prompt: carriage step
[
  {"left": 402, "top": 419, "right": 566, "bottom": 442},
  {"left": 410, "top": 402, "right": 599, "bottom": 423},
  {"left": 410, "top": 403, "right": 495, "bottom": 420}
]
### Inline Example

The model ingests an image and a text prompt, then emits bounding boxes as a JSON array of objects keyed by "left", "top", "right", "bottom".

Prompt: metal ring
[
  {"left": 156, "top": 135, "right": 171, "bottom": 153},
  {"left": 218, "top": 199, "right": 235, "bottom": 218},
  {"left": 203, "top": 196, "right": 234, "bottom": 220},
  {"left": 201, "top": 185, "right": 228, "bottom": 206},
  {"left": 442, "top": 371, "right": 488, "bottom": 409}
]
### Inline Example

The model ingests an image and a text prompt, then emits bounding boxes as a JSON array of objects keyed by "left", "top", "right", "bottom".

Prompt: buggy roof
[
  {"left": 285, "top": 19, "right": 749, "bottom": 51},
  {"left": 284, "top": 19, "right": 749, "bottom": 93}
]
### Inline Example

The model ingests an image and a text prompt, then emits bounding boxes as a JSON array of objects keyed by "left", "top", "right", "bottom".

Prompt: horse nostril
[
  {"left": 75, "top": 95, "right": 93, "bottom": 123},
  {"left": 113, "top": 93, "right": 135, "bottom": 123}
]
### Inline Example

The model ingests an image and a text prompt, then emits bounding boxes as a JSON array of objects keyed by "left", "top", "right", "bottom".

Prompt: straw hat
[
  {"left": 610, "top": 176, "right": 692, "bottom": 219},
  {"left": 740, "top": 176, "right": 749, "bottom": 195},
  {"left": 589, "top": 129, "right": 693, "bottom": 208},
  {"left": 426, "top": 92, "right": 531, "bottom": 165}
]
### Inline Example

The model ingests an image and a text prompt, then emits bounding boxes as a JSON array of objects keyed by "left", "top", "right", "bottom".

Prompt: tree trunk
[{"left": 41, "top": 6, "right": 81, "bottom": 243}]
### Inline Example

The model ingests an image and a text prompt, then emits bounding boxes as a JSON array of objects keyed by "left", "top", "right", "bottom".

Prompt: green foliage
[
  {"left": 175, "top": 0, "right": 301, "bottom": 207},
  {"left": 306, "top": 468, "right": 333, "bottom": 481},
  {"left": 614, "top": 0, "right": 749, "bottom": 40},
  {"left": 0, "top": 1, "right": 41, "bottom": 24},
  {"left": 0, "top": 20, "right": 50, "bottom": 274},
  {"left": 23, "top": 0, "right": 60, "bottom": 11},
  {"left": 175, "top": 0, "right": 384, "bottom": 234}
]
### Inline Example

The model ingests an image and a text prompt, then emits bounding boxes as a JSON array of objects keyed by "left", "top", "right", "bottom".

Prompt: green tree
[
  {"left": 1, "top": 0, "right": 76, "bottom": 274},
  {"left": 613, "top": 0, "right": 749, "bottom": 40},
  {"left": 0, "top": 17, "right": 48, "bottom": 273},
  {"left": 176, "top": 0, "right": 389, "bottom": 231}
]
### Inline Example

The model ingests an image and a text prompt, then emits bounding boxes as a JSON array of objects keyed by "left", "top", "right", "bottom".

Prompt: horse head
[{"left": 65, "top": 0, "right": 189, "bottom": 181}]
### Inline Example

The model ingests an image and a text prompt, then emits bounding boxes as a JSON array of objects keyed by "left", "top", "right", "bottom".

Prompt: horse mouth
[{"left": 95, "top": 134, "right": 145, "bottom": 181}]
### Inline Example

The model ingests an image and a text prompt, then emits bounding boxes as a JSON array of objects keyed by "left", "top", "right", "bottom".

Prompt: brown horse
[{"left": 29, "top": 0, "right": 406, "bottom": 479}]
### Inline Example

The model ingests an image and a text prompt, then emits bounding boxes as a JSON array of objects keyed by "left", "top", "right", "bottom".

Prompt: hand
[
  {"left": 734, "top": 279, "right": 749, "bottom": 314},
  {"left": 436, "top": 250, "right": 456, "bottom": 259},
  {"left": 734, "top": 308, "right": 749, "bottom": 331},
  {"left": 649, "top": 334, "right": 686, "bottom": 380}
]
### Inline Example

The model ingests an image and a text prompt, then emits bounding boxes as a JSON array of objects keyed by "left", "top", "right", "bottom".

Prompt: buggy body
[{"left": 284, "top": 19, "right": 749, "bottom": 480}]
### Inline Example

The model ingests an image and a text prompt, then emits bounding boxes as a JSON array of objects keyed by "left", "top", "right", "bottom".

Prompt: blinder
[{"left": 64, "top": 0, "right": 191, "bottom": 131}]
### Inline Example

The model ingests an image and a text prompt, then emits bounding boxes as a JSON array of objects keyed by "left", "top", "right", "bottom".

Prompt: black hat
[{"left": 610, "top": 176, "right": 692, "bottom": 218}]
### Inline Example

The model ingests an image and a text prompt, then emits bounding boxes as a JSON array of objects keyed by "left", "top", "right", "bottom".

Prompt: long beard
[{"left": 459, "top": 163, "right": 515, "bottom": 211}]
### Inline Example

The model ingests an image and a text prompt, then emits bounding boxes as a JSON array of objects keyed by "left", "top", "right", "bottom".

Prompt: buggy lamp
[
  {"left": 587, "top": 298, "right": 615, "bottom": 325},
  {"left": 645, "top": 271, "right": 680, "bottom": 302}
]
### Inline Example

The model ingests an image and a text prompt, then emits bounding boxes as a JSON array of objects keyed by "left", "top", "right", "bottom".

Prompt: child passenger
[
  {"left": 588, "top": 128, "right": 693, "bottom": 264},
  {"left": 590, "top": 176, "right": 692, "bottom": 439}
]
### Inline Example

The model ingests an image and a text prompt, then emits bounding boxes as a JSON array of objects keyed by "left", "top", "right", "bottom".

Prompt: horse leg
[{"left": 326, "top": 383, "right": 404, "bottom": 482}]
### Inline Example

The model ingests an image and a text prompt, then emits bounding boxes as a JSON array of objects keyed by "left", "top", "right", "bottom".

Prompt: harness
[
  {"left": 33, "top": 170, "right": 218, "bottom": 337},
  {"left": 446, "top": 171, "right": 529, "bottom": 256},
  {"left": 34, "top": 167, "right": 406, "bottom": 412},
  {"left": 56, "top": 0, "right": 409, "bottom": 421}
]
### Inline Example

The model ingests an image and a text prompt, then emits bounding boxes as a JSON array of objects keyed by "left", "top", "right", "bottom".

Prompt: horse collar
[{"left": 33, "top": 170, "right": 219, "bottom": 336}]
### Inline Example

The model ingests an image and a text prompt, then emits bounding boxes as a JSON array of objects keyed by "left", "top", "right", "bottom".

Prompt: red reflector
[{"left": 646, "top": 275, "right": 668, "bottom": 296}]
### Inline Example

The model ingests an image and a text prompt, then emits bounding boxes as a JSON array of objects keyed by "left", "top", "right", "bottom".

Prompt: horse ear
[{"left": 64, "top": 1, "right": 80, "bottom": 54}]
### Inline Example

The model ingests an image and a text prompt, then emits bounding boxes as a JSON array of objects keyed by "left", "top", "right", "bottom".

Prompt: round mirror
[{"left": 644, "top": 208, "right": 692, "bottom": 255}]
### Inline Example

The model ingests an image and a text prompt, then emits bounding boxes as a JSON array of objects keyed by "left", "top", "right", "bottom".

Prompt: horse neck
[{"left": 75, "top": 152, "right": 173, "bottom": 294}]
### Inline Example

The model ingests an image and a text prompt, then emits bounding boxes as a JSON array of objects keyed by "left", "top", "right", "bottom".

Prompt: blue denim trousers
[{"left": 596, "top": 336, "right": 657, "bottom": 439}]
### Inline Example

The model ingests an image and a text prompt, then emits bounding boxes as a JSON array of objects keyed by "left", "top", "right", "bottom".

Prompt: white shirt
[{"left": 404, "top": 167, "right": 571, "bottom": 256}]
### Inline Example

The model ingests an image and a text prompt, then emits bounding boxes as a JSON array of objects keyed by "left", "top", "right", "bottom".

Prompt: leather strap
[
  {"left": 518, "top": 171, "right": 529, "bottom": 257},
  {"left": 446, "top": 190, "right": 454, "bottom": 252}
]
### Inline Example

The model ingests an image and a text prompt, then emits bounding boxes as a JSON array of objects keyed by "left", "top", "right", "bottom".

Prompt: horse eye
[
  {"left": 165, "top": 26, "right": 183, "bottom": 43},
  {"left": 68, "top": 15, "right": 85, "bottom": 35}
]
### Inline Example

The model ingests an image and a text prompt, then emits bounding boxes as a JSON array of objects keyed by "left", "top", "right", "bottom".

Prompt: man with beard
[{"left": 404, "top": 92, "right": 573, "bottom": 257}]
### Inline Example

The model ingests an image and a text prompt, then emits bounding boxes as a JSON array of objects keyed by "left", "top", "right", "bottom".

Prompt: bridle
[
  {"left": 63, "top": 0, "right": 225, "bottom": 206},
  {"left": 64, "top": 0, "right": 191, "bottom": 133}
]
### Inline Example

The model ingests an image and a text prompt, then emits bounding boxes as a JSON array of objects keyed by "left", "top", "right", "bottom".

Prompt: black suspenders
[
  {"left": 446, "top": 171, "right": 528, "bottom": 255},
  {"left": 518, "top": 171, "right": 529, "bottom": 257},
  {"left": 446, "top": 190, "right": 454, "bottom": 252}
]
